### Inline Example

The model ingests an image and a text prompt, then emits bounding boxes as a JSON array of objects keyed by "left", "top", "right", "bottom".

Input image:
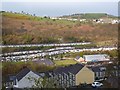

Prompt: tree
[
  {"left": 28, "top": 76, "right": 58, "bottom": 88},
  {"left": 44, "top": 16, "right": 47, "bottom": 18},
  {"left": 27, "top": 76, "right": 43, "bottom": 88}
]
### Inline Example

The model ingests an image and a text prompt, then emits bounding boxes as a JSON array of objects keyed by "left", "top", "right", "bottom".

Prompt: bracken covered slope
[{"left": 1, "top": 12, "right": 118, "bottom": 46}]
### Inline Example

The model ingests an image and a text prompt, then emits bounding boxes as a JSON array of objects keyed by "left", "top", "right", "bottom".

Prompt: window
[
  {"left": 73, "top": 75, "right": 75, "bottom": 80},
  {"left": 13, "top": 80, "right": 16, "bottom": 85},
  {"left": 96, "top": 72, "right": 99, "bottom": 77}
]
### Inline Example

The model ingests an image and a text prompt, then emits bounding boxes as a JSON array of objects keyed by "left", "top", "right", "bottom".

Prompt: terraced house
[
  {"left": 5, "top": 64, "right": 100, "bottom": 88},
  {"left": 88, "top": 66, "right": 106, "bottom": 80},
  {"left": 50, "top": 64, "right": 94, "bottom": 88}
]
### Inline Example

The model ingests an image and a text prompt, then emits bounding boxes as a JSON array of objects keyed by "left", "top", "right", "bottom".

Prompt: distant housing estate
[{"left": 50, "top": 17, "right": 119, "bottom": 24}]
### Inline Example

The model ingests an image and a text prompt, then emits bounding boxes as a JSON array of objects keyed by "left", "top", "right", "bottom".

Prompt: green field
[
  {"left": 53, "top": 59, "right": 77, "bottom": 66},
  {"left": 61, "top": 13, "right": 117, "bottom": 19},
  {"left": 1, "top": 11, "right": 76, "bottom": 25}
]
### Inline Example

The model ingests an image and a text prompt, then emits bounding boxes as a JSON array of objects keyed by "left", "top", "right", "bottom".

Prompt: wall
[
  {"left": 75, "top": 66, "right": 94, "bottom": 85},
  {"left": 17, "top": 71, "right": 40, "bottom": 88}
]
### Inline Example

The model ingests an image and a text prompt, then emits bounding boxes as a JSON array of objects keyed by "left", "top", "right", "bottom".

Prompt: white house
[{"left": 5, "top": 68, "right": 42, "bottom": 88}]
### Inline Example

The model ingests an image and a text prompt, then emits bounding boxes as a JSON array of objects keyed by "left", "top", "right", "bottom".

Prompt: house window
[
  {"left": 61, "top": 75, "right": 63, "bottom": 80},
  {"left": 7, "top": 82, "right": 13, "bottom": 87},
  {"left": 96, "top": 72, "right": 99, "bottom": 77},
  {"left": 13, "top": 80, "right": 16, "bottom": 85},
  {"left": 73, "top": 81, "right": 75, "bottom": 85},
  {"left": 6, "top": 83, "right": 8, "bottom": 87},
  {"left": 69, "top": 79, "right": 72, "bottom": 85},
  {"left": 67, "top": 76, "right": 69, "bottom": 80},
  {"left": 100, "top": 72, "right": 102, "bottom": 77},
  {"left": 73, "top": 75, "right": 75, "bottom": 80}
]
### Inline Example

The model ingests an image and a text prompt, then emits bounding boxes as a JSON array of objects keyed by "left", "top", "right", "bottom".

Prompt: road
[
  {"left": 0, "top": 42, "right": 91, "bottom": 48},
  {"left": 1, "top": 47, "right": 117, "bottom": 61}
]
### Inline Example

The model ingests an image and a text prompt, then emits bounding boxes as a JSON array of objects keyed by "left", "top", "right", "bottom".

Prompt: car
[
  {"left": 108, "top": 61, "right": 113, "bottom": 64},
  {"left": 92, "top": 81, "right": 103, "bottom": 87}
]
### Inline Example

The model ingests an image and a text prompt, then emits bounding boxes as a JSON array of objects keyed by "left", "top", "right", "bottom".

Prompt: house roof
[
  {"left": 39, "top": 70, "right": 54, "bottom": 78},
  {"left": 75, "top": 56, "right": 80, "bottom": 60},
  {"left": 53, "top": 67, "right": 65, "bottom": 75},
  {"left": 69, "top": 64, "right": 84, "bottom": 74},
  {"left": 44, "top": 71, "right": 52, "bottom": 78},
  {"left": 33, "top": 58, "right": 54, "bottom": 66},
  {"left": 5, "top": 68, "right": 41, "bottom": 82},
  {"left": 53, "top": 64, "right": 84, "bottom": 75},
  {"left": 33, "top": 71, "right": 43, "bottom": 77},
  {"left": 88, "top": 66, "right": 106, "bottom": 72},
  {"left": 16, "top": 68, "right": 31, "bottom": 81},
  {"left": 83, "top": 54, "right": 109, "bottom": 62},
  {"left": 5, "top": 68, "right": 42, "bottom": 83}
]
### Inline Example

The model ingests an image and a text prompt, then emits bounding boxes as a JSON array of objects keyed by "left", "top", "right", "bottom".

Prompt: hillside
[
  {"left": 60, "top": 13, "right": 117, "bottom": 19},
  {"left": 1, "top": 11, "right": 118, "bottom": 46}
]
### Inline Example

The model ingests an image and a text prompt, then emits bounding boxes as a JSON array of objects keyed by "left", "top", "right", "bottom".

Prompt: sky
[{"left": 1, "top": 0, "right": 119, "bottom": 17}]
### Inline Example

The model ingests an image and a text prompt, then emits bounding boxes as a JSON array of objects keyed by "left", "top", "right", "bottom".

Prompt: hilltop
[
  {"left": 60, "top": 13, "right": 117, "bottom": 19},
  {"left": 1, "top": 11, "right": 118, "bottom": 46}
]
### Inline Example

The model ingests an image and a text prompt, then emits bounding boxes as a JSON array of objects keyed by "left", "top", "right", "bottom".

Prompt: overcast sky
[{"left": 2, "top": 1, "right": 119, "bottom": 17}]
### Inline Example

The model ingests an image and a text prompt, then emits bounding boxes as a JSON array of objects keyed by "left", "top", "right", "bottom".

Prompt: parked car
[{"left": 92, "top": 82, "right": 103, "bottom": 87}]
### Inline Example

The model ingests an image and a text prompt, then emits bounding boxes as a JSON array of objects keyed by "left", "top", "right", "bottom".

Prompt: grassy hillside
[
  {"left": 1, "top": 11, "right": 118, "bottom": 46},
  {"left": 60, "top": 13, "right": 117, "bottom": 19}
]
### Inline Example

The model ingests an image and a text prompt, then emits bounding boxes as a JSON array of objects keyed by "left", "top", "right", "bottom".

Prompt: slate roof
[
  {"left": 69, "top": 64, "right": 84, "bottom": 74},
  {"left": 88, "top": 66, "right": 106, "bottom": 72},
  {"left": 75, "top": 56, "right": 80, "bottom": 60},
  {"left": 44, "top": 71, "right": 53, "bottom": 78},
  {"left": 16, "top": 68, "right": 31, "bottom": 81},
  {"left": 33, "top": 58, "right": 54, "bottom": 66},
  {"left": 5, "top": 68, "right": 42, "bottom": 83},
  {"left": 53, "top": 64, "right": 84, "bottom": 75},
  {"left": 83, "top": 54, "right": 109, "bottom": 62},
  {"left": 39, "top": 70, "right": 55, "bottom": 78},
  {"left": 53, "top": 67, "right": 65, "bottom": 75},
  {"left": 33, "top": 71, "right": 43, "bottom": 77}
]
